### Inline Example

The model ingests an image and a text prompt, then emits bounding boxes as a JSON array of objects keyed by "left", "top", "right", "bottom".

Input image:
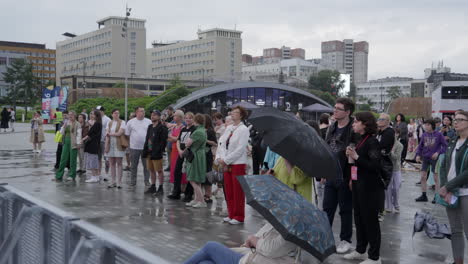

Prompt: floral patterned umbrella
[{"left": 237, "top": 174, "right": 336, "bottom": 262}]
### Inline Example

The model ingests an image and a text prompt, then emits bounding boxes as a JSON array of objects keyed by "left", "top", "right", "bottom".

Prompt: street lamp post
[
  {"left": 121, "top": 5, "right": 131, "bottom": 121},
  {"left": 80, "top": 61, "right": 86, "bottom": 98}
]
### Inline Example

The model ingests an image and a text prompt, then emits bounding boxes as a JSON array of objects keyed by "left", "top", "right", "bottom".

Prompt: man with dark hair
[
  {"left": 125, "top": 106, "right": 152, "bottom": 188},
  {"left": 319, "top": 113, "right": 330, "bottom": 139},
  {"left": 143, "top": 110, "right": 168, "bottom": 196},
  {"left": 415, "top": 118, "right": 447, "bottom": 202},
  {"left": 322, "top": 97, "right": 360, "bottom": 254}
]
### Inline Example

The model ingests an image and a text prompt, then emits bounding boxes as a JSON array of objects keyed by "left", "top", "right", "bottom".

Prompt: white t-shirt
[
  {"left": 125, "top": 118, "right": 151, "bottom": 150},
  {"left": 106, "top": 120, "right": 126, "bottom": 134},
  {"left": 448, "top": 139, "right": 468, "bottom": 196},
  {"left": 101, "top": 115, "right": 111, "bottom": 142}
]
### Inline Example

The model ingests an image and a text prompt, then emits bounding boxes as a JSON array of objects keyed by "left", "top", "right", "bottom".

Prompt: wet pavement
[{"left": 0, "top": 123, "right": 465, "bottom": 263}]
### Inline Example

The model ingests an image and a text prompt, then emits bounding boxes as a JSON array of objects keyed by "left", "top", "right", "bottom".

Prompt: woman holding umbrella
[
  {"left": 344, "top": 112, "right": 383, "bottom": 264},
  {"left": 216, "top": 106, "right": 250, "bottom": 225}
]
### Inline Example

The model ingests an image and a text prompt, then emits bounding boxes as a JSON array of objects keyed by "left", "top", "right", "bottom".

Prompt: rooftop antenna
[{"left": 234, "top": 24, "right": 237, "bottom": 30}]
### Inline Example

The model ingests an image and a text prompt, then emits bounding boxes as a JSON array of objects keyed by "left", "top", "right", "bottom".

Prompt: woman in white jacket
[
  {"left": 183, "top": 223, "right": 297, "bottom": 264},
  {"left": 215, "top": 106, "right": 250, "bottom": 225}
]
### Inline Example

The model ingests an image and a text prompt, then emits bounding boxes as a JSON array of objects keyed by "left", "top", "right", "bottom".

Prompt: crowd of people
[
  {"left": 1, "top": 107, "right": 15, "bottom": 133},
  {"left": 10, "top": 98, "right": 467, "bottom": 264}
]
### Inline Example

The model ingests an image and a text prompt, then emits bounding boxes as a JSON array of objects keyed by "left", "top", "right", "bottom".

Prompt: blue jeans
[
  {"left": 323, "top": 178, "right": 353, "bottom": 243},
  {"left": 183, "top": 241, "right": 243, "bottom": 264}
]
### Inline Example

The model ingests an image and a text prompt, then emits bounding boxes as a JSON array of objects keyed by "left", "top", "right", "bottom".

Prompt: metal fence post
[{"left": 0, "top": 206, "right": 42, "bottom": 264}]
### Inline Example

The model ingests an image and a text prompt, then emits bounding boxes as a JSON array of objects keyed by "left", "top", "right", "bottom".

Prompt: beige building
[
  {"left": 321, "top": 39, "right": 369, "bottom": 84},
  {"left": 56, "top": 16, "right": 147, "bottom": 86},
  {"left": 147, "top": 28, "right": 242, "bottom": 82}
]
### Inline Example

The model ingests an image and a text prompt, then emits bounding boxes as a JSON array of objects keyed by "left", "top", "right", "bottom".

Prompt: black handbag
[{"left": 183, "top": 148, "right": 195, "bottom": 163}]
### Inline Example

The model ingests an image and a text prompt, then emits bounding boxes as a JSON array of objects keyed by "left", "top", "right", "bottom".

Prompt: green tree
[
  {"left": 146, "top": 76, "right": 189, "bottom": 111},
  {"left": 347, "top": 82, "right": 357, "bottom": 100},
  {"left": 278, "top": 70, "right": 285, "bottom": 84},
  {"left": 2, "top": 58, "right": 41, "bottom": 118},
  {"left": 113, "top": 82, "right": 125, "bottom": 88},
  {"left": 308, "top": 70, "right": 345, "bottom": 95},
  {"left": 309, "top": 90, "right": 336, "bottom": 106},
  {"left": 386, "top": 86, "right": 403, "bottom": 101}
]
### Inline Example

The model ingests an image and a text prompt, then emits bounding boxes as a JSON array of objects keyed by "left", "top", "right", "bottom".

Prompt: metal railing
[{"left": 0, "top": 184, "right": 169, "bottom": 264}]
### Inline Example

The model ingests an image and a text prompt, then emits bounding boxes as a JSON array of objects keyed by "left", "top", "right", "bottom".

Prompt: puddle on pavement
[
  {"left": 62, "top": 201, "right": 85, "bottom": 207},
  {"left": 417, "top": 251, "right": 447, "bottom": 262}
]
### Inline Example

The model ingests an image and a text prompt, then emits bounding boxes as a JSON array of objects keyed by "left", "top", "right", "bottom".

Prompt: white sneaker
[
  {"left": 228, "top": 219, "right": 244, "bottom": 225},
  {"left": 344, "top": 250, "right": 367, "bottom": 260},
  {"left": 223, "top": 217, "right": 232, "bottom": 222},
  {"left": 85, "top": 176, "right": 100, "bottom": 183},
  {"left": 32, "top": 149, "right": 37, "bottom": 153},
  {"left": 336, "top": 240, "right": 352, "bottom": 254},
  {"left": 394, "top": 207, "right": 400, "bottom": 213},
  {"left": 185, "top": 200, "right": 197, "bottom": 206},
  {"left": 360, "top": 258, "right": 381, "bottom": 264},
  {"left": 192, "top": 202, "right": 207, "bottom": 208},
  {"left": 220, "top": 208, "right": 228, "bottom": 216}
]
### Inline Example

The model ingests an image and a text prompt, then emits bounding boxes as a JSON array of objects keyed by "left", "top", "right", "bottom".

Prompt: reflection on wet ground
[{"left": 0, "top": 149, "right": 464, "bottom": 263}]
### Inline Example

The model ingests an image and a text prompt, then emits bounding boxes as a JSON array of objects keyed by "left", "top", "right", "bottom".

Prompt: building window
[
  {"left": 130, "top": 63, "right": 136, "bottom": 72},
  {"left": 0, "top": 57, "right": 6, "bottom": 65},
  {"left": 130, "top": 32, "right": 136, "bottom": 40}
]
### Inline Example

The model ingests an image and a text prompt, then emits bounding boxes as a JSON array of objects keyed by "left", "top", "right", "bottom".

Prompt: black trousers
[
  {"left": 323, "top": 178, "right": 353, "bottom": 242},
  {"left": 352, "top": 182, "right": 382, "bottom": 260},
  {"left": 251, "top": 145, "right": 266, "bottom": 175},
  {"left": 400, "top": 138, "right": 408, "bottom": 165},
  {"left": 172, "top": 156, "right": 193, "bottom": 198},
  {"left": 55, "top": 143, "right": 70, "bottom": 169}
]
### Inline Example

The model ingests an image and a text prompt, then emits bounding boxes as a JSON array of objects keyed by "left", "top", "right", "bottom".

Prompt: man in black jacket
[
  {"left": 376, "top": 113, "right": 395, "bottom": 221},
  {"left": 143, "top": 110, "right": 168, "bottom": 196},
  {"left": 323, "top": 98, "right": 360, "bottom": 254}
]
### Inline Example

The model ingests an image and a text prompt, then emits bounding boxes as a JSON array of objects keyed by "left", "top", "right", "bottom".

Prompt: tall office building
[
  {"left": 0, "top": 41, "right": 55, "bottom": 97},
  {"left": 56, "top": 16, "right": 147, "bottom": 86},
  {"left": 147, "top": 28, "right": 242, "bottom": 82},
  {"left": 321, "top": 39, "right": 368, "bottom": 84}
]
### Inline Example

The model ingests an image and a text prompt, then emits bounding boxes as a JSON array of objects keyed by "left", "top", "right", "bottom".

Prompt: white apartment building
[
  {"left": 56, "top": 16, "right": 146, "bottom": 85},
  {"left": 356, "top": 77, "right": 412, "bottom": 110},
  {"left": 147, "top": 28, "right": 242, "bottom": 82},
  {"left": 242, "top": 58, "right": 322, "bottom": 83}
]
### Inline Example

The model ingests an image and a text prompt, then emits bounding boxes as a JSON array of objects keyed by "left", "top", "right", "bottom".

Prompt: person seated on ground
[{"left": 183, "top": 222, "right": 297, "bottom": 264}]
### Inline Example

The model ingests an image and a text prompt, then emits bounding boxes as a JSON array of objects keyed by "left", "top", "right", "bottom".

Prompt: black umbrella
[
  {"left": 249, "top": 107, "right": 341, "bottom": 180},
  {"left": 230, "top": 101, "right": 259, "bottom": 110}
]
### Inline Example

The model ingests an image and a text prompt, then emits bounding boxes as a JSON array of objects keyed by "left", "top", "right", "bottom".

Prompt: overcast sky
[{"left": 3, "top": 0, "right": 467, "bottom": 80}]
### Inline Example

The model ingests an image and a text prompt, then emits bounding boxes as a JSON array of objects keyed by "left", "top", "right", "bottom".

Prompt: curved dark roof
[{"left": 173, "top": 81, "right": 332, "bottom": 109}]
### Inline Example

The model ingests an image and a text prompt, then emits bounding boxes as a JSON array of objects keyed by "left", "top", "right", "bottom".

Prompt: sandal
[{"left": 107, "top": 183, "right": 117, "bottom": 188}]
